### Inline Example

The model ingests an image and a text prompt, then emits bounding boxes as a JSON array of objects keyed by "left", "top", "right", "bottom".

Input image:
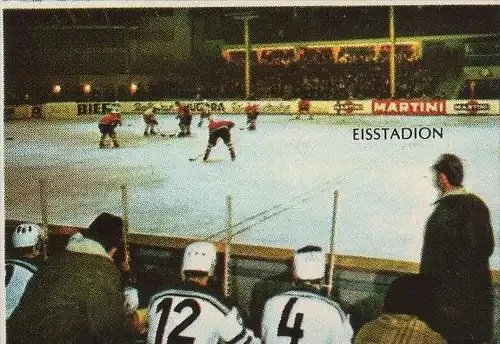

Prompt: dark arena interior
[{"left": 3, "top": 4, "right": 500, "bottom": 343}]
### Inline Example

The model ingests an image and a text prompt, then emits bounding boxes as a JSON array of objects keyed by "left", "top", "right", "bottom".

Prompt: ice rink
[{"left": 3, "top": 114, "right": 499, "bottom": 269}]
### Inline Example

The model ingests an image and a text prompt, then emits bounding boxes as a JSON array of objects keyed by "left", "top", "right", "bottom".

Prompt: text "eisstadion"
[{"left": 353, "top": 127, "right": 443, "bottom": 140}]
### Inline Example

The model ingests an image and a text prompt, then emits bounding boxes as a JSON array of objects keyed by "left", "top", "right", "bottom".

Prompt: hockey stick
[
  {"left": 39, "top": 179, "right": 49, "bottom": 260},
  {"left": 157, "top": 126, "right": 178, "bottom": 138},
  {"left": 326, "top": 190, "right": 339, "bottom": 298},
  {"left": 188, "top": 153, "right": 204, "bottom": 162},
  {"left": 223, "top": 195, "right": 233, "bottom": 298},
  {"left": 121, "top": 184, "right": 131, "bottom": 273}
]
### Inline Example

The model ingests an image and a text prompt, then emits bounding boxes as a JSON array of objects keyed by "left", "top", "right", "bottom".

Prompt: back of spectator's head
[
  {"left": 432, "top": 153, "right": 464, "bottom": 187},
  {"left": 383, "top": 274, "right": 435, "bottom": 320},
  {"left": 181, "top": 241, "right": 217, "bottom": 281},
  {"left": 85, "top": 213, "right": 124, "bottom": 253},
  {"left": 293, "top": 245, "right": 325, "bottom": 283}
]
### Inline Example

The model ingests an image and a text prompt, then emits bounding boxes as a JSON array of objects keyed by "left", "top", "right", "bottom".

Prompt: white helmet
[
  {"left": 12, "top": 223, "right": 42, "bottom": 248},
  {"left": 293, "top": 245, "right": 325, "bottom": 281},
  {"left": 123, "top": 286, "right": 139, "bottom": 315},
  {"left": 181, "top": 241, "right": 217, "bottom": 277}
]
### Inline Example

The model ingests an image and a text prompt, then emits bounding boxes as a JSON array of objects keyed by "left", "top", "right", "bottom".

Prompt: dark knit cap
[
  {"left": 85, "top": 213, "right": 124, "bottom": 252},
  {"left": 383, "top": 274, "right": 435, "bottom": 320}
]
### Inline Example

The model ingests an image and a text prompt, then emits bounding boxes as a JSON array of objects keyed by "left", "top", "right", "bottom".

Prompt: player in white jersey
[
  {"left": 261, "top": 245, "right": 353, "bottom": 344},
  {"left": 147, "top": 241, "right": 260, "bottom": 344},
  {"left": 143, "top": 104, "right": 160, "bottom": 136},
  {"left": 198, "top": 100, "right": 211, "bottom": 127},
  {"left": 5, "top": 223, "right": 42, "bottom": 319}
]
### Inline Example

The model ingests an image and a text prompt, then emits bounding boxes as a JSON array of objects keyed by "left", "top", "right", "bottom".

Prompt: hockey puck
[{"left": 6, "top": 137, "right": 14, "bottom": 140}]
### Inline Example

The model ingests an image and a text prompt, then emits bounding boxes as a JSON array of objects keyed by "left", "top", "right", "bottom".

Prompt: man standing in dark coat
[{"left": 420, "top": 153, "right": 494, "bottom": 343}]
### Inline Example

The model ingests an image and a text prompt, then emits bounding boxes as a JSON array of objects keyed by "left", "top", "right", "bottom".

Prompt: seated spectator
[
  {"left": 5, "top": 223, "right": 43, "bottom": 319},
  {"left": 7, "top": 213, "right": 128, "bottom": 343},
  {"left": 146, "top": 241, "right": 260, "bottom": 344},
  {"left": 261, "top": 245, "right": 353, "bottom": 343},
  {"left": 354, "top": 274, "right": 446, "bottom": 344}
]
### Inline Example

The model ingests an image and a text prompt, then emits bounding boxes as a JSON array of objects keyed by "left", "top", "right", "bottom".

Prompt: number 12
[{"left": 155, "top": 298, "right": 201, "bottom": 344}]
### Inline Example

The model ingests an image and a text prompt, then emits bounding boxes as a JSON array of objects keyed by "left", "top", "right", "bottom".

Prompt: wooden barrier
[{"left": 4, "top": 219, "right": 499, "bottom": 285}]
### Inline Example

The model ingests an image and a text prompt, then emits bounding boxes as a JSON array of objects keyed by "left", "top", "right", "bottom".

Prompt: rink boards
[{"left": 3, "top": 219, "right": 500, "bottom": 340}]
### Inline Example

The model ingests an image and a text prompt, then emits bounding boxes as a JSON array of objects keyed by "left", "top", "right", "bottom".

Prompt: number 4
[{"left": 277, "top": 297, "right": 304, "bottom": 344}]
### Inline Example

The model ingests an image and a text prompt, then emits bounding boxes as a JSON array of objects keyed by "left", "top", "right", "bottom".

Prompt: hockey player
[
  {"left": 203, "top": 116, "right": 236, "bottom": 162},
  {"left": 175, "top": 101, "right": 193, "bottom": 137},
  {"left": 142, "top": 104, "right": 160, "bottom": 136},
  {"left": 98, "top": 106, "right": 122, "bottom": 148},
  {"left": 261, "top": 245, "right": 353, "bottom": 343},
  {"left": 198, "top": 100, "right": 211, "bottom": 127},
  {"left": 296, "top": 98, "right": 312, "bottom": 120},
  {"left": 245, "top": 103, "right": 259, "bottom": 131},
  {"left": 146, "top": 241, "right": 260, "bottom": 344},
  {"left": 5, "top": 223, "right": 43, "bottom": 319}
]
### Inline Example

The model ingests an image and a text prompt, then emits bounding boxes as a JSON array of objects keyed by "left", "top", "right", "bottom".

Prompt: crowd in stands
[
  {"left": 210, "top": 45, "right": 441, "bottom": 100},
  {"left": 460, "top": 79, "right": 500, "bottom": 99},
  {"left": 8, "top": 43, "right": 493, "bottom": 106}
]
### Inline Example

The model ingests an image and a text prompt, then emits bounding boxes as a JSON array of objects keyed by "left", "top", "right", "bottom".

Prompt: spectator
[
  {"left": 5, "top": 223, "right": 43, "bottom": 319},
  {"left": 7, "top": 213, "right": 128, "bottom": 343},
  {"left": 261, "top": 245, "right": 353, "bottom": 343},
  {"left": 146, "top": 241, "right": 260, "bottom": 344},
  {"left": 355, "top": 274, "right": 446, "bottom": 344},
  {"left": 420, "top": 153, "right": 495, "bottom": 343}
]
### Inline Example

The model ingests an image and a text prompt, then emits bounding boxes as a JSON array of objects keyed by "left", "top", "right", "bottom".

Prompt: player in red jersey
[
  {"left": 203, "top": 117, "right": 236, "bottom": 162},
  {"left": 175, "top": 101, "right": 193, "bottom": 137},
  {"left": 245, "top": 103, "right": 259, "bottom": 130},
  {"left": 98, "top": 106, "right": 122, "bottom": 148},
  {"left": 296, "top": 98, "right": 312, "bottom": 120}
]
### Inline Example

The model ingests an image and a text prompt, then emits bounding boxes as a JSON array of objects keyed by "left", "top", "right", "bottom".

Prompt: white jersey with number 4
[
  {"left": 147, "top": 288, "right": 260, "bottom": 344},
  {"left": 261, "top": 289, "right": 353, "bottom": 344}
]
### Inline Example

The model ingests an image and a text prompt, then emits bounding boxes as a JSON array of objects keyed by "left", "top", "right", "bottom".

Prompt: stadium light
[
  {"left": 130, "top": 83, "right": 138, "bottom": 96},
  {"left": 52, "top": 85, "right": 61, "bottom": 94},
  {"left": 83, "top": 83, "right": 91, "bottom": 94}
]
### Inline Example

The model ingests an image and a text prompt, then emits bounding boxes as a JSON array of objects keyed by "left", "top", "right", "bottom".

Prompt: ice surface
[{"left": 3, "top": 114, "right": 499, "bottom": 269}]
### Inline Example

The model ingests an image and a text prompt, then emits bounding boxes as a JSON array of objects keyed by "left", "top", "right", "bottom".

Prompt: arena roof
[{"left": 3, "top": 6, "right": 499, "bottom": 43}]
